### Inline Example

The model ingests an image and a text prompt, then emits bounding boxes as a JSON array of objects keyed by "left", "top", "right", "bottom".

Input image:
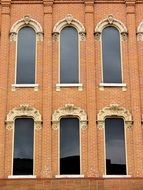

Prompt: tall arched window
[
  {"left": 105, "top": 118, "right": 126, "bottom": 175},
  {"left": 16, "top": 27, "right": 36, "bottom": 84},
  {"left": 60, "top": 27, "right": 79, "bottom": 84},
  {"left": 60, "top": 118, "right": 80, "bottom": 174},
  {"left": 102, "top": 26, "right": 122, "bottom": 83},
  {"left": 13, "top": 118, "right": 34, "bottom": 175}
]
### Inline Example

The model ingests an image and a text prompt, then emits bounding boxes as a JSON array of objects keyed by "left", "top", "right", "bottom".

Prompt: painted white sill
[
  {"left": 12, "top": 84, "right": 39, "bottom": 88},
  {"left": 103, "top": 175, "right": 131, "bottom": 178},
  {"left": 56, "top": 83, "right": 83, "bottom": 91},
  {"left": 8, "top": 175, "right": 36, "bottom": 179},
  {"left": 99, "top": 83, "right": 127, "bottom": 87},
  {"left": 55, "top": 175, "right": 84, "bottom": 178}
]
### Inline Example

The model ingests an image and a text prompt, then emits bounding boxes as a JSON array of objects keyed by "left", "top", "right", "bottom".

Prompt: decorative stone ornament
[
  {"left": 137, "top": 22, "right": 143, "bottom": 41},
  {"left": 52, "top": 14, "right": 86, "bottom": 41},
  {"left": 5, "top": 104, "right": 42, "bottom": 130},
  {"left": 94, "top": 15, "right": 128, "bottom": 41},
  {"left": 97, "top": 104, "right": 133, "bottom": 129},
  {"left": 52, "top": 104, "right": 88, "bottom": 130},
  {"left": 10, "top": 15, "right": 43, "bottom": 41}
]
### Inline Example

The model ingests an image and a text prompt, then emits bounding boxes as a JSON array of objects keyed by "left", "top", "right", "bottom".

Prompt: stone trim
[
  {"left": 52, "top": 14, "right": 86, "bottom": 41},
  {"left": 94, "top": 15, "right": 128, "bottom": 41},
  {"left": 97, "top": 104, "right": 133, "bottom": 129},
  {"left": 52, "top": 104, "right": 87, "bottom": 130},
  {"left": 10, "top": 15, "right": 43, "bottom": 41},
  {"left": 5, "top": 104, "right": 42, "bottom": 130},
  {"left": 137, "top": 21, "right": 143, "bottom": 41}
]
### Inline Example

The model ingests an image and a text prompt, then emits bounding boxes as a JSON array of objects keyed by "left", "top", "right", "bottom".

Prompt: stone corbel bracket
[
  {"left": 10, "top": 15, "right": 44, "bottom": 42},
  {"left": 97, "top": 104, "right": 133, "bottom": 129},
  {"left": 52, "top": 14, "right": 86, "bottom": 41},
  {"left": 6, "top": 104, "right": 42, "bottom": 130},
  {"left": 52, "top": 104, "right": 88, "bottom": 130},
  {"left": 94, "top": 15, "right": 128, "bottom": 41}
]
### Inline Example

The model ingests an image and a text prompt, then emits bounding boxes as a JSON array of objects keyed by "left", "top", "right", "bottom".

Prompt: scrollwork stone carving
[
  {"left": 52, "top": 104, "right": 88, "bottom": 130},
  {"left": 6, "top": 104, "right": 42, "bottom": 130},
  {"left": 97, "top": 104, "right": 133, "bottom": 129}
]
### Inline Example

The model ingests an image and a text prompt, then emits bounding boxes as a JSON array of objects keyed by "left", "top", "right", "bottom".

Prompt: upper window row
[{"left": 10, "top": 15, "right": 143, "bottom": 87}]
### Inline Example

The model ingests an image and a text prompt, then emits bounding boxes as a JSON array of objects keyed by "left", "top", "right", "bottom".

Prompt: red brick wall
[{"left": 0, "top": 0, "right": 143, "bottom": 188}]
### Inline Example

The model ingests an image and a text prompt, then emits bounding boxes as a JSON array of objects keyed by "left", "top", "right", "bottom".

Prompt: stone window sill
[
  {"left": 103, "top": 175, "right": 131, "bottom": 178},
  {"left": 8, "top": 175, "right": 36, "bottom": 179},
  {"left": 12, "top": 84, "right": 39, "bottom": 91},
  {"left": 99, "top": 83, "right": 127, "bottom": 91},
  {"left": 56, "top": 83, "right": 83, "bottom": 91},
  {"left": 55, "top": 175, "right": 84, "bottom": 178}
]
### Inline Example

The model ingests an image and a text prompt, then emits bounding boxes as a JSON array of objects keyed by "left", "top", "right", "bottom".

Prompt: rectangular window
[
  {"left": 60, "top": 118, "right": 80, "bottom": 174},
  {"left": 105, "top": 118, "right": 126, "bottom": 175},
  {"left": 13, "top": 118, "right": 34, "bottom": 175}
]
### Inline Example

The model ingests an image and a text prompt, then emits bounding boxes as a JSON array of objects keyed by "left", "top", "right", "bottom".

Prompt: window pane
[
  {"left": 105, "top": 118, "right": 126, "bottom": 175},
  {"left": 13, "top": 118, "right": 34, "bottom": 175},
  {"left": 60, "top": 118, "right": 80, "bottom": 174},
  {"left": 60, "top": 27, "right": 79, "bottom": 83},
  {"left": 16, "top": 27, "right": 36, "bottom": 84},
  {"left": 102, "top": 27, "right": 122, "bottom": 83}
]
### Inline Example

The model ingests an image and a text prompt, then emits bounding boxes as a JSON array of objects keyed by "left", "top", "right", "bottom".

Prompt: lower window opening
[{"left": 60, "top": 118, "right": 80, "bottom": 175}]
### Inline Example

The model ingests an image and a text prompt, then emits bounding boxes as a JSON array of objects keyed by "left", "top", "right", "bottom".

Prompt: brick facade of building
[{"left": 0, "top": 0, "right": 143, "bottom": 189}]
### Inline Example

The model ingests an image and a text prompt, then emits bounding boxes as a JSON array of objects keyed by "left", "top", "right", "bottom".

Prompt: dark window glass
[
  {"left": 13, "top": 118, "right": 34, "bottom": 175},
  {"left": 16, "top": 27, "right": 36, "bottom": 84},
  {"left": 60, "top": 118, "right": 80, "bottom": 174},
  {"left": 60, "top": 27, "right": 79, "bottom": 83},
  {"left": 105, "top": 118, "right": 126, "bottom": 175},
  {"left": 102, "top": 27, "right": 122, "bottom": 83}
]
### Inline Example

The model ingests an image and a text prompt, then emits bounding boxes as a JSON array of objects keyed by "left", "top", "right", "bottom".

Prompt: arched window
[
  {"left": 97, "top": 104, "right": 133, "bottom": 175},
  {"left": 60, "top": 117, "right": 80, "bottom": 174},
  {"left": 13, "top": 118, "right": 34, "bottom": 175},
  {"left": 16, "top": 27, "right": 36, "bottom": 84},
  {"left": 102, "top": 26, "right": 122, "bottom": 83},
  {"left": 5, "top": 104, "right": 42, "bottom": 176},
  {"left": 95, "top": 15, "right": 128, "bottom": 86},
  {"left": 105, "top": 118, "right": 126, "bottom": 175},
  {"left": 10, "top": 16, "right": 43, "bottom": 88},
  {"left": 53, "top": 14, "right": 86, "bottom": 90},
  {"left": 60, "top": 27, "right": 79, "bottom": 84},
  {"left": 52, "top": 104, "right": 88, "bottom": 175}
]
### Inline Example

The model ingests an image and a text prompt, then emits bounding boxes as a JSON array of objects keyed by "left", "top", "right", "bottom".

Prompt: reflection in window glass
[
  {"left": 16, "top": 27, "right": 36, "bottom": 84},
  {"left": 60, "top": 27, "right": 79, "bottom": 83},
  {"left": 60, "top": 118, "right": 80, "bottom": 174},
  {"left": 102, "top": 27, "right": 122, "bottom": 83},
  {"left": 13, "top": 118, "right": 34, "bottom": 175},
  {"left": 105, "top": 118, "right": 126, "bottom": 175}
]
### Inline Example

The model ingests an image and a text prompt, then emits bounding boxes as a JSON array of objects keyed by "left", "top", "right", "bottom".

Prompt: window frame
[
  {"left": 53, "top": 14, "right": 86, "bottom": 91},
  {"left": 103, "top": 116, "right": 128, "bottom": 176},
  {"left": 15, "top": 26, "right": 37, "bottom": 86},
  {"left": 100, "top": 25, "right": 123, "bottom": 85},
  {"left": 12, "top": 117, "right": 35, "bottom": 176},
  {"left": 58, "top": 26, "right": 80, "bottom": 85},
  {"left": 58, "top": 116, "right": 81, "bottom": 175}
]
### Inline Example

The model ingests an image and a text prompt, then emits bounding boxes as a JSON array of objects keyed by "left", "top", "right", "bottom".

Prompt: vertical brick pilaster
[
  {"left": 0, "top": 1, "right": 11, "bottom": 177},
  {"left": 85, "top": 1, "right": 98, "bottom": 177},
  {"left": 41, "top": 0, "right": 53, "bottom": 178},
  {"left": 126, "top": 1, "right": 143, "bottom": 176}
]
